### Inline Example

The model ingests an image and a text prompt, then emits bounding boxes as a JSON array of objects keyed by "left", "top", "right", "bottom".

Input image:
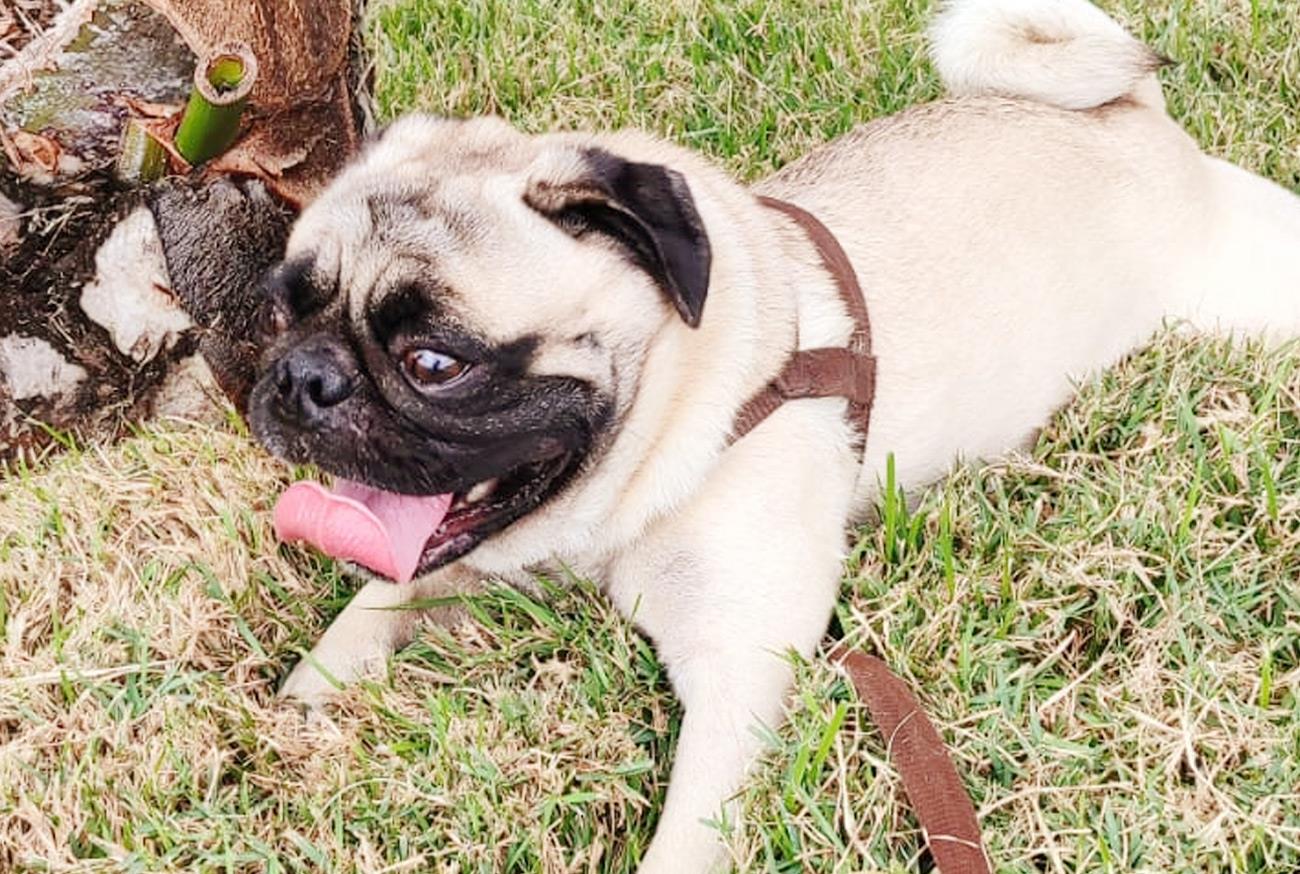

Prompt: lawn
[{"left": 3, "top": 0, "right": 1299, "bottom": 871}]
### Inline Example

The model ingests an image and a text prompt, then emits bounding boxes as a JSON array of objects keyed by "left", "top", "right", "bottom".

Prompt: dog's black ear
[{"left": 525, "top": 148, "right": 712, "bottom": 328}]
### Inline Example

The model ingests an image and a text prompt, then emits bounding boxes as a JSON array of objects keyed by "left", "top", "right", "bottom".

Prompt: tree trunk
[{"left": 0, "top": 0, "right": 358, "bottom": 463}]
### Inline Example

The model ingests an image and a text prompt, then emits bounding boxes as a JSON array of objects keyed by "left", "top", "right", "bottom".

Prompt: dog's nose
[{"left": 273, "top": 341, "right": 356, "bottom": 422}]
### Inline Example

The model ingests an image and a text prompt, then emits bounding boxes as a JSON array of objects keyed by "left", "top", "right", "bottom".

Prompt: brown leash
[
  {"left": 832, "top": 645, "right": 991, "bottom": 874},
  {"left": 732, "top": 196, "right": 989, "bottom": 874}
]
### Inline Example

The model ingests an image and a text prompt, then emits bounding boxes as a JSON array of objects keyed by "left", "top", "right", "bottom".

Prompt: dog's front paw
[{"left": 278, "top": 654, "right": 347, "bottom": 711}]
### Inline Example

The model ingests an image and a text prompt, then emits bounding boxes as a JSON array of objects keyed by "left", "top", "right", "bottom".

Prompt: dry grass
[
  {"left": 0, "top": 1, "right": 62, "bottom": 59},
  {"left": 3, "top": 0, "right": 1300, "bottom": 871},
  {"left": 4, "top": 336, "right": 1297, "bottom": 872},
  {"left": 0, "top": 421, "right": 675, "bottom": 870},
  {"left": 0, "top": 0, "right": 97, "bottom": 105}
]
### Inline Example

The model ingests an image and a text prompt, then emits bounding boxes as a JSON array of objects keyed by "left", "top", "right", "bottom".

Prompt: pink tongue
[{"left": 273, "top": 480, "right": 453, "bottom": 583}]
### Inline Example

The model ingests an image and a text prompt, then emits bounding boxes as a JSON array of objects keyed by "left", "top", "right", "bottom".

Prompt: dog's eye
[{"left": 402, "top": 348, "right": 469, "bottom": 388}]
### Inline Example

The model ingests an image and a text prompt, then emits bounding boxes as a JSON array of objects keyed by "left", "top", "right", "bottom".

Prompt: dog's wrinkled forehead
[
  {"left": 369, "top": 115, "right": 538, "bottom": 175},
  {"left": 284, "top": 113, "right": 712, "bottom": 340},
  {"left": 285, "top": 117, "right": 541, "bottom": 319}
]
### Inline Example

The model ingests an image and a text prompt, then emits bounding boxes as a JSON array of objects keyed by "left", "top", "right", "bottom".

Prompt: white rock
[
  {"left": 0, "top": 334, "right": 88, "bottom": 401},
  {"left": 0, "top": 191, "right": 22, "bottom": 253},
  {"left": 79, "top": 206, "right": 192, "bottom": 364},
  {"left": 151, "top": 353, "right": 224, "bottom": 422}
]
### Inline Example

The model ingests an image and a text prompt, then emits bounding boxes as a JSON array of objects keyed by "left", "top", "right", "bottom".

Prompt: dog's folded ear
[{"left": 524, "top": 148, "right": 712, "bottom": 327}]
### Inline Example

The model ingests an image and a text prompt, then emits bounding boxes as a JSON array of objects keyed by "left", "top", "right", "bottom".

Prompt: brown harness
[
  {"left": 734, "top": 196, "right": 990, "bottom": 874},
  {"left": 729, "top": 196, "right": 878, "bottom": 444}
]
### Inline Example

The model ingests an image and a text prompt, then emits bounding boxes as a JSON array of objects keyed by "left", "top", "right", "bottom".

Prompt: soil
[
  {"left": 0, "top": 1, "right": 193, "bottom": 462},
  {"left": 0, "top": 171, "right": 196, "bottom": 460},
  {"left": 0, "top": 0, "right": 357, "bottom": 464}
]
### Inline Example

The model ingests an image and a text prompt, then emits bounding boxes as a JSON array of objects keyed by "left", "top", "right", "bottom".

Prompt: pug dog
[{"left": 247, "top": 0, "right": 1300, "bottom": 869}]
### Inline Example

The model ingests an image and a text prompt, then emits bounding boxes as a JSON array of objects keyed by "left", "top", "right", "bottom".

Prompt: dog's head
[{"left": 248, "top": 116, "right": 714, "bottom": 580}]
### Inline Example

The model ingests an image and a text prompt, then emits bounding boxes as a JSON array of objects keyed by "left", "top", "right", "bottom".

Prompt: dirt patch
[
  {"left": 0, "top": 0, "right": 356, "bottom": 464},
  {"left": 0, "top": 172, "right": 188, "bottom": 459},
  {"left": 0, "top": 170, "right": 291, "bottom": 461}
]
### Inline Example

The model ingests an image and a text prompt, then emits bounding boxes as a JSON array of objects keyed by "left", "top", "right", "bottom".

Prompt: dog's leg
[
  {"left": 609, "top": 428, "right": 857, "bottom": 873},
  {"left": 279, "top": 565, "right": 478, "bottom": 707},
  {"left": 635, "top": 644, "right": 823, "bottom": 873}
]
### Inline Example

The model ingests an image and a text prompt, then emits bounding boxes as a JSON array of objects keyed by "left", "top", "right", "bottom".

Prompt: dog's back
[
  {"left": 930, "top": 0, "right": 1300, "bottom": 339},
  {"left": 755, "top": 0, "right": 1300, "bottom": 501}
]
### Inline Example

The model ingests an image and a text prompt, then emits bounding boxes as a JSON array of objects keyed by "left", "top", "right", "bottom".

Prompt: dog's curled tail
[{"left": 929, "top": 0, "right": 1169, "bottom": 111}]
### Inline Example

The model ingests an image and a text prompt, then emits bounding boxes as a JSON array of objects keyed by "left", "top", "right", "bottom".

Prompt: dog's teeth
[{"left": 465, "top": 478, "right": 498, "bottom": 504}]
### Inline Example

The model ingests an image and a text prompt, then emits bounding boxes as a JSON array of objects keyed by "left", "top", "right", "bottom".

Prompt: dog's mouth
[{"left": 272, "top": 453, "right": 576, "bottom": 582}]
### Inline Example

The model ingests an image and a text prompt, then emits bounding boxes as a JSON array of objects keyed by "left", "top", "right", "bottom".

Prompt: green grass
[{"left": 3, "top": 0, "right": 1300, "bottom": 871}]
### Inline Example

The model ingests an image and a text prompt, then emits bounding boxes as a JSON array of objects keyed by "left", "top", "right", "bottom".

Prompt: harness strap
[
  {"left": 733, "top": 195, "right": 988, "bottom": 874},
  {"left": 729, "top": 196, "right": 877, "bottom": 443}
]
